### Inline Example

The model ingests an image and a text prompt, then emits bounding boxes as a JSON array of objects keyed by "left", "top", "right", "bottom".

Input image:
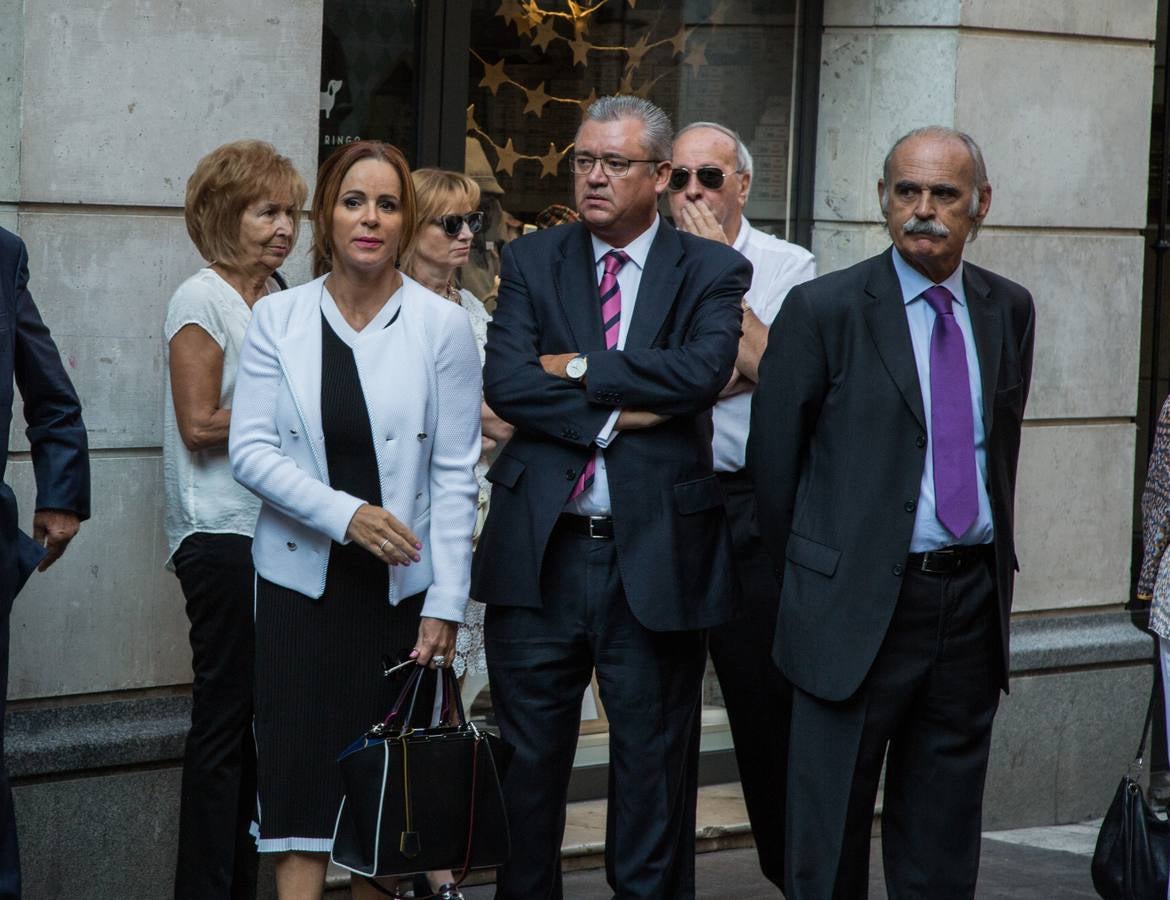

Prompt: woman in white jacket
[{"left": 229, "top": 140, "right": 481, "bottom": 899}]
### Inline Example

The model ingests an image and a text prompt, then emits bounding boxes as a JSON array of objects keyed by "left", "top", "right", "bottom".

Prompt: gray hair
[
  {"left": 582, "top": 95, "right": 673, "bottom": 162},
  {"left": 880, "top": 125, "right": 989, "bottom": 239},
  {"left": 675, "top": 121, "right": 754, "bottom": 177}
]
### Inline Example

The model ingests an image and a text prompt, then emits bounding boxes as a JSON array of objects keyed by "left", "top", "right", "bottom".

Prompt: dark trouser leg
[
  {"left": 709, "top": 470, "right": 790, "bottom": 889},
  {"left": 172, "top": 533, "right": 258, "bottom": 900},
  {"left": 786, "top": 560, "right": 1000, "bottom": 900},
  {"left": 484, "top": 530, "right": 595, "bottom": 900},
  {"left": 590, "top": 542, "right": 707, "bottom": 900},
  {"left": 880, "top": 562, "right": 1000, "bottom": 900},
  {"left": 0, "top": 590, "right": 18, "bottom": 900}
]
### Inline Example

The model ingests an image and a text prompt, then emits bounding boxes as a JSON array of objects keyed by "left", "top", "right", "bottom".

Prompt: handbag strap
[{"left": 1134, "top": 657, "right": 1161, "bottom": 765}]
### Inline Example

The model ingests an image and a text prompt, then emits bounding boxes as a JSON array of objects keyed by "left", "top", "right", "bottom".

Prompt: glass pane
[
  {"left": 464, "top": 0, "right": 799, "bottom": 234},
  {"left": 320, "top": 1, "right": 419, "bottom": 168}
]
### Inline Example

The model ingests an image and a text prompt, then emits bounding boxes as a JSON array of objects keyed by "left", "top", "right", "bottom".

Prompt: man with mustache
[
  {"left": 748, "top": 126, "right": 1035, "bottom": 899},
  {"left": 473, "top": 95, "right": 751, "bottom": 899}
]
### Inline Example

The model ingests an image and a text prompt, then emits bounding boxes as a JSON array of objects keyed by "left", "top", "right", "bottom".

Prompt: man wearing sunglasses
[
  {"left": 473, "top": 96, "right": 751, "bottom": 900},
  {"left": 668, "top": 121, "right": 815, "bottom": 890}
]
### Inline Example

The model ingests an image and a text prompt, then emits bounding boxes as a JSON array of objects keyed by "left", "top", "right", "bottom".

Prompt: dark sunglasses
[
  {"left": 667, "top": 166, "right": 738, "bottom": 192},
  {"left": 434, "top": 211, "right": 484, "bottom": 237}
]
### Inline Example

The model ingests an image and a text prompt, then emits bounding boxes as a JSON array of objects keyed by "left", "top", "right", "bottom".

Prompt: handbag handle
[
  {"left": 1133, "top": 651, "right": 1161, "bottom": 767},
  {"left": 380, "top": 662, "right": 470, "bottom": 732}
]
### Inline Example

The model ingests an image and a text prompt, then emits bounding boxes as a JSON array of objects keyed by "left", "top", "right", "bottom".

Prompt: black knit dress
[{"left": 252, "top": 313, "right": 423, "bottom": 851}]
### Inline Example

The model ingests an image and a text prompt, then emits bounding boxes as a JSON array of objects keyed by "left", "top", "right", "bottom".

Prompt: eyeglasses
[
  {"left": 667, "top": 166, "right": 740, "bottom": 193},
  {"left": 433, "top": 211, "right": 484, "bottom": 237},
  {"left": 569, "top": 153, "right": 661, "bottom": 178}
]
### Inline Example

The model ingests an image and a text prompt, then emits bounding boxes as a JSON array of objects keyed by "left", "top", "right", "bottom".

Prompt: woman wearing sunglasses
[{"left": 397, "top": 168, "right": 513, "bottom": 899}]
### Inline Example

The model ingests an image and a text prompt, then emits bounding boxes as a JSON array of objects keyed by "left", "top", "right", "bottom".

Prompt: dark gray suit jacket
[
  {"left": 748, "top": 247, "right": 1034, "bottom": 701},
  {"left": 471, "top": 220, "right": 752, "bottom": 631},
  {"left": 0, "top": 228, "right": 89, "bottom": 609}
]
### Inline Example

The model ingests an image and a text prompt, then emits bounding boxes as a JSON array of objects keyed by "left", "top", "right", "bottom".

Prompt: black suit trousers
[
  {"left": 485, "top": 524, "right": 707, "bottom": 900},
  {"left": 786, "top": 557, "right": 1001, "bottom": 900},
  {"left": 172, "top": 533, "right": 258, "bottom": 900},
  {"left": 708, "top": 470, "right": 790, "bottom": 889}
]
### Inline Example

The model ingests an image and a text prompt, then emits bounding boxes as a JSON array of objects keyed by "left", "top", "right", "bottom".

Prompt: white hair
[{"left": 582, "top": 95, "right": 673, "bottom": 161}]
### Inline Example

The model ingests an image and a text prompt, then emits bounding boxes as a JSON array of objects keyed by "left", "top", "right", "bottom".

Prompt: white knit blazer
[{"left": 229, "top": 274, "right": 482, "bottom": 622}]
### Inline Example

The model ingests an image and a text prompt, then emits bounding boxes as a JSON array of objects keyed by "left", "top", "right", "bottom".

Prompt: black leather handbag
[
  {"left": 1092, "top": 677, "right": 1169, "bottom": 900},
  {"left": 330, "top": 664, "right": 512, "bottom": 886}
]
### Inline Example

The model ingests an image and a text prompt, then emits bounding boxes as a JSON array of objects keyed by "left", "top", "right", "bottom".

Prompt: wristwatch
[{"left": 566, "top": 354, "right": 588, "bottom": 383}]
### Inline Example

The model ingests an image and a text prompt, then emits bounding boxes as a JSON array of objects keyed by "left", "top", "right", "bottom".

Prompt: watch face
[{"left": 567, "top": 356, "right": 587, "bottom": 379}]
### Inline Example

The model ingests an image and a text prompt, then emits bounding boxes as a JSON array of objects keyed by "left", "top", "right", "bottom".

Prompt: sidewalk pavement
[{"left": 459, "top": 783, "right": 1102, "bottom": 898}]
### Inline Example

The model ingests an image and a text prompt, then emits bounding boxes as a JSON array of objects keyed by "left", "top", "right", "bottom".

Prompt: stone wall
[{"left": 1, "top": 0, "right": 321, "bottom": 700}]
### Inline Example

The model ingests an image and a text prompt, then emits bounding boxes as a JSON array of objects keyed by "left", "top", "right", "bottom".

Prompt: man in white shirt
[{"left": 669, "top": 121, "right": 815, "bottom": 889}]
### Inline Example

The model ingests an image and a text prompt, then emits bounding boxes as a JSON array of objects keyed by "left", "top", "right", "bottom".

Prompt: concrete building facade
[{"left": 0, "top": 0, "right": 1159, "bottom": 895}]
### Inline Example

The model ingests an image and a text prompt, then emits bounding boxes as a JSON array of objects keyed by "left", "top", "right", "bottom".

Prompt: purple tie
[
  {"left": 569, "top": 250, "right": 630, "bottom": 501},
  {"left": 922, "top": 285, "right": 978, "bottom": 538}
]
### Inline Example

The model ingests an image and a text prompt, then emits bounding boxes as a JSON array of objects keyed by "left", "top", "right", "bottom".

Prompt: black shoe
[{"left": 435, "top": 884, "right": 465, "bottom": 900}]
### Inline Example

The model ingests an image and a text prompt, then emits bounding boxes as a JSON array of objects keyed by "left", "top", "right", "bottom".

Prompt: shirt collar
[
  {"left": 591, "top": 213, "right": 660, "bottom": 271},
  {"left": 731, "top": 214, "right": 752, "bottom": 254},
  {"left": 890, "top": 245, "right": 966, "bottom": 307}
]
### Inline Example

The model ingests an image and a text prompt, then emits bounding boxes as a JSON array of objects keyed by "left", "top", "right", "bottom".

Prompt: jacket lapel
[
  {"left": 275, "top": 309, "right": 327, "bottom": 479},
  {"left": 963, "top": 264, "right": 1002, "bottom": 437},
  {"left": 863, "top": 248, "right": 926, "bottom": 430},
  {"left": 553, "top": 224, "right": 605, "bottom": 352},
  {"left": 624, "top": 223, "right": 684, "bottom": 350}
]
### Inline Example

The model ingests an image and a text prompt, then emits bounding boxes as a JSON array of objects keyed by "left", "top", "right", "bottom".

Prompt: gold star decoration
[
  {"left": 531, "top": 17, "right": 559, "bottom": 51},
  {"left": 683, "top": 40, "right": 707, "bottom": 75},
  {"left": 618, "top": 70, "right": 636, "bottom": 95},
  {"left": 709, "top": 0, "right": 730, "bottom": 26},
  {"left": 496, "top": 0, "right": 525, "bottom": 29},
  {"left": 632, "top": 73, "right": 664, "bottom": 99},
  {"left": 667, "top": 26, "right": 690, "bottom": 56},
  {"left": 494, "top": 139, "right": 522, "bottom": 176},
  {"left": 569, "top": 34, "right": 591, "bottom": 66},
  {"left": 538, "top": 142, "right": 569, "bottom": 178},
  {"left": 520, "top": 0, "right": 544, "bottom": 30},
  {"left": 578, "top": 87, "right": 598, "bottom": 114},
  {"left": 624, "top": 34, "right": 651, "bottom": 72},
  {"left": 523, "top": 81, "right": 553, "bottom": 116},
  {"left": 466, "top": 105, "right": 479, "bottom": 134},
  {"left": 479, "top": 58, "right": 509, "bottom": 95}
]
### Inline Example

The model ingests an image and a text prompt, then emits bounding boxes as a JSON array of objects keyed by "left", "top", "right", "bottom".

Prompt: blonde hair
[
  {"left": 184, "top": 140, "right": 307, "bottom": 267},
  {"left": 400, "top": 169, "right": 482, "bottom": 274},
  {"left": 311, "top": 141, "right": 416, "bottom": 278}
]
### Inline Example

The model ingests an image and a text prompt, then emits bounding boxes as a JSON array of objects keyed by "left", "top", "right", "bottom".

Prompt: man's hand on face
[{"left": 676, "top": 199, "right": 729, "bottom": 245}]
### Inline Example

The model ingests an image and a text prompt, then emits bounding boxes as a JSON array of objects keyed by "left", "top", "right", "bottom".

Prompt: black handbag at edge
[
  {"left": 330, "top": 663, "right": 512, "bottom": 891},
  {"left": 1092, "top": 667, "right": 1169, "bottom": 900}
]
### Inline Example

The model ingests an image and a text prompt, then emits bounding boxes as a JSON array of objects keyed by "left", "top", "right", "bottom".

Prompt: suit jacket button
[
  {"left": 892, "top": 563, "right": 904, "bottom": 576},
  {"left": 915, "top": 434, "right": 926, "bottom": 448},
  {"left": 904, "top": 500, "right": 916, "bottom": 513},
  {"left": 565, "top": 468, "right": 576, "bottom": 480},
  {"left": 287, "top": 541, "right": 297, "bottom": 551}
]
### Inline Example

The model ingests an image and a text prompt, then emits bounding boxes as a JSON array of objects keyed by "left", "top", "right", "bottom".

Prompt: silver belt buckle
[{"left": 587, "top": 517, "right": 607, "bottom": 539}]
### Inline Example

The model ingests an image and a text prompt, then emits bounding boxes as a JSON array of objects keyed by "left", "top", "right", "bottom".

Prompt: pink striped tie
[{"left": 569, "top": 250, "right": 630, "bottom": 501}]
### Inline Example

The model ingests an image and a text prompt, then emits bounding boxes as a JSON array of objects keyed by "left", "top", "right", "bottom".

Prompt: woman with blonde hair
[
  {"left": 164, "top": 139, "right": 306, "bottom": 899},
  {"left": 230, "top": 141, "right": 481, "bottom": 899},
  {"left": 399, "top": 167, "right": 514, "bottom": 900}
]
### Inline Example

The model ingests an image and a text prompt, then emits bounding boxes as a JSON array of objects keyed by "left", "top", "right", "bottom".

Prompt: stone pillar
[{"left": 811, "top": 0, "right": 1157, "bottom": 827}]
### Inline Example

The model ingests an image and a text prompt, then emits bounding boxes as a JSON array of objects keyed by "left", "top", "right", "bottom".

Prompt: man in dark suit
[
  {"left": 0, "top": 226, "right": 90, "bottom": 898},
  {"left": 748, "top": 127, "right": 1034, "bottom": 899},
  {"left": 472, "top": 95, "right": 751, "bottom": 899}
]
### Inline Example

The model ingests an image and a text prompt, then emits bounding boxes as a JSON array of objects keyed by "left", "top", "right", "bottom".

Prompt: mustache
[{"left": 902, "top": 216, "right": 950, "bottom": 237}]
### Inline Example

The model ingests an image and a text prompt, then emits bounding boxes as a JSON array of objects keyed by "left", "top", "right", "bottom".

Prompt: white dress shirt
[
  {"left": 713, "top": 216, "right": 816, "bottom": 472},
  {"left": 890, "top": 248, "right": 994, "bottom": 551},
  {"left": 564, "top": 215, "right": 661, "bottom": 516}
]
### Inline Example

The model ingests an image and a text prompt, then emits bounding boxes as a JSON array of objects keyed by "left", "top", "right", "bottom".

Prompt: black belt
[
  {"left": 905, "top": 544, "right": 993, "bottom": 575},
  {"left": 557, "top": 514, "right": 614, "bottom": 540}
]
